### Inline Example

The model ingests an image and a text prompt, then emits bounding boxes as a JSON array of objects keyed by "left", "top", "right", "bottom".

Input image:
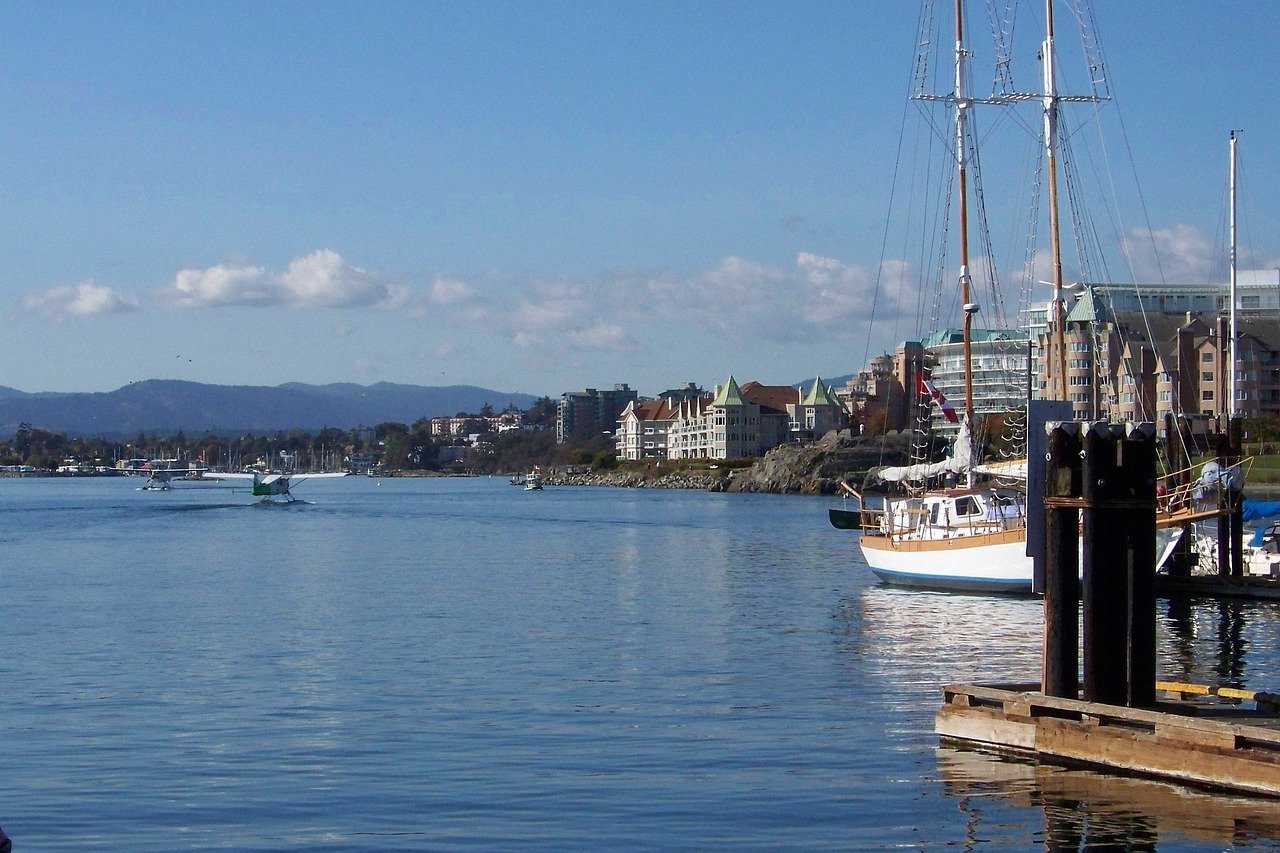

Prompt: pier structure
[{"left": 937, "top": 419, "right": 1280, "bottom": 798}]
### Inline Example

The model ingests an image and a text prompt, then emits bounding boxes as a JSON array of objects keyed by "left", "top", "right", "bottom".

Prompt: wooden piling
[
  {"left": 1122, "top": 423, "right": 1158, "bottom": 708},
  {"left": 1082, "top": 423, "right": 1129, "bottom": 706},
  {"left": 1042, "top": 423, "right": 1081, "bottom": 700}
]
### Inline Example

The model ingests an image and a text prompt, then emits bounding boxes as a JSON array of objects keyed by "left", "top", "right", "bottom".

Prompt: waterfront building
[
  {"left": 844, "top": 333, "right": 1026, "bottom": 435},
  {"left": 923, "top": 329, "right": 1030, "bottom": 433},
  {"left": 615, "top": 399, "right": 678, "bottom": 461},
  {"left": 557, "top": 384, "right": 638, "bottom": 444},
  {"left": 840, "top": 343, "right": 925, "bottom": 434},
  {"left": 659, "top": 376, "right": 847, "bottom": 460},
  {"left": 429, "top": 412, "right": 524, "bottom": 436},
  {"left": 1030, "top": 275, "right": 1280, "bottom": 420}
]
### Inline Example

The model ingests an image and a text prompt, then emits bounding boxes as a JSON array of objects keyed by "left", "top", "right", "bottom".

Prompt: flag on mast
[{"left": 917, "top": 373, "right": 959, "bottom": 423}]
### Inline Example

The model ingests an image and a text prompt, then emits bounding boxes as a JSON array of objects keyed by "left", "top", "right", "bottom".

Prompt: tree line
[{"left": 0, "top": 396, "right": 625, "bottom": 476}]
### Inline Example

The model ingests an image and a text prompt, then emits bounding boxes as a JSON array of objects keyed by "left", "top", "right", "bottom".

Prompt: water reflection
[
  {"left": 938, "top": 745, "right": 1280, "bottom": 849},
  {"left": 1216, "top": 600, "right": 1249, "bottom": 684},
  {"left": 1159, "top": 597, "right": 1280, "bottom": 688},
  {"left": 848, "top": 586, "right": 1044, "bottom": 685}
]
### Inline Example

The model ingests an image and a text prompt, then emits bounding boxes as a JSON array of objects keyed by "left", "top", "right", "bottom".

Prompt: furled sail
[{"left": 876, "top": 419, "right": 974, "bottom": 483}]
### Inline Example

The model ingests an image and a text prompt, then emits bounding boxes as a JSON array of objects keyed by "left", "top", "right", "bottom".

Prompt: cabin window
[
  {"left": 954, "top": 496, "right": 979, "bottom": 516},
  {"left": 929, "top": 504, "right": 942, "bottom": 526}
]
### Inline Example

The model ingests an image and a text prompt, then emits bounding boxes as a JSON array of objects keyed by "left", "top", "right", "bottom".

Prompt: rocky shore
[{"left": 544, "top": 430, "right": 912, "bottom": 495}]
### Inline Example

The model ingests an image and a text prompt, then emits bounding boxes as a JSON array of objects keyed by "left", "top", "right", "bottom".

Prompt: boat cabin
[{"left": 881, "top": 488, "right": 1026, "bottom": 541}]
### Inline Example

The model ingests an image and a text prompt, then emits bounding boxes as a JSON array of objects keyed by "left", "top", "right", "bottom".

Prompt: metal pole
[{"left": 1229, "top": 131, "right": 1239, "bottom": 418}]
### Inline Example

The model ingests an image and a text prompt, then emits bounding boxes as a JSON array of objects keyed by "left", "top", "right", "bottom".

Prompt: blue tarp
[
  {"left": 1243, "top": 499, "right": 1280, "bottom": 523},
  {"left": 1244, "top": 499, "right": 1280, "bottom": 547}
]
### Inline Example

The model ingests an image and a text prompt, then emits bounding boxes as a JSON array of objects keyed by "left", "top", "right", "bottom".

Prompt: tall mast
[
  {"left": 1229, "top": 130, "right": 1238, "bottom": 418},
  {"left": 1042, "top": 0, "right": 1068, "bottom": 403},
  {"left": 954, "top": 0, "right": 975, "bottom": 421}
]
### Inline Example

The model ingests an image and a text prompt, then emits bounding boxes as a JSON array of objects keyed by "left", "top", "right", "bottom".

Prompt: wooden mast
[
  {"left": 1043, "top": 0, "right": 1068, "bottom": 403},
  {"left": 954, "top": 0, "right": 976, "bottom": 421}
]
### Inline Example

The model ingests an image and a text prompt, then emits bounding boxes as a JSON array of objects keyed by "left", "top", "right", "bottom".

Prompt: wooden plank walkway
[{"left": 937, "top": 683, "right": 1280, "bottom": 798}]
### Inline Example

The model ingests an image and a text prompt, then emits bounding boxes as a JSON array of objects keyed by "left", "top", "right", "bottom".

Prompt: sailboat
[
  {"left": 850, "top": 0, "right": 1075, "bottom": 592},
  {"left": 852, "top": 1, "right": 1212, "bottom": 593}
]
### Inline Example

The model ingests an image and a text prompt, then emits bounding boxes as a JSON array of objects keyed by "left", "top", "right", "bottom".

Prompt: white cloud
[
  {"left": 1121, "top": 225, "right": 1218, "bottom": 283},
  {"left": 796, "top": 252, "right": 913, "bottom": 326},
  {"left": 429, "top": 276, "right": 480, "bottom": 306},
  {"left": 21, "top": 280, "right": 140, "bottom": 320},
  {"left": 169, "top": 263, "right": 269, "bottom": 307},
  {"left": 420, "top": 253, "right": 922, "bottom": 357},
  {"left": 567, "top": 322, "right": 631, "bottom": 350},
  {"left": 279, "top": 249, "right": 410, "bottom": 309},
  {"left": 506, "top": 280, "right": 639, "bottom": 355},
  {"left": 164, "top": 250, "right": 409, "bottom": 309}
]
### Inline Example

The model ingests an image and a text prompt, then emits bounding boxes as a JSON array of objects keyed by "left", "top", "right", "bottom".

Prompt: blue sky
[{"left": 0, "top": 1, "right": 1276, "bottom": 397}]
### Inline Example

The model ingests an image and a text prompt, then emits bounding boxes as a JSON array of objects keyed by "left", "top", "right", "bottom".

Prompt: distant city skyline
[{"left": 1, "top": 2, "right": 1276, "bottom": 397}]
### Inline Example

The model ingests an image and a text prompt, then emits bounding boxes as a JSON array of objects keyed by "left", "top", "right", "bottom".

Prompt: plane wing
[
  {"left": 204, "top": 472, "right": 348, "bottom": 481},
  {"left": 288, "top": 472, "right": 350, "bottom": 482}
]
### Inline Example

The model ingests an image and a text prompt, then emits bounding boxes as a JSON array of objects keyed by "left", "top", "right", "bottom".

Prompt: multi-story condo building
[
  {"left": 841, "top": 343, "right": 925, "bottom": 434},
  {"left": 428, "top": 413, "right": 524, "bottom": 436},
  {"left": 650, "top": 376, "right": 847, "bottom": 461},
  {"left": 1031, "top": 275, "right": 1280, "bottom": 420},
  {"left": 616, "top": 399, "right": 678, "bottom": 460},
  {"left": 923, "top": 329, "right": 1030, "bottom": 432},
  {"left": 557, "top": 384, "right": 638, "bottom": 444}
]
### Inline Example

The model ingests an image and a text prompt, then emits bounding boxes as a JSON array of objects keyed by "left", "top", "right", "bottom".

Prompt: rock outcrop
[
  {"left": 724, "top": 430, "right": 910, "bottom": 494},
  {"left": 542, "top": 469, "right": 724, "bottom": 490},
  {"left": 541, "top": 430, "right": 911, "bottom": 495}
]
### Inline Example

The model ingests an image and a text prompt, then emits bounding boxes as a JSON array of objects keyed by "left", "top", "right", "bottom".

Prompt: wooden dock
[{"left": 937, "top": 682, "right": 1280, "bottom": 798}]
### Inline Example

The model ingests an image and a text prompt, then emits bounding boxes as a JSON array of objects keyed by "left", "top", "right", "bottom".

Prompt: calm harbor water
[{"left": 4, "top": 475, "right": 1280, "bottom": 849}]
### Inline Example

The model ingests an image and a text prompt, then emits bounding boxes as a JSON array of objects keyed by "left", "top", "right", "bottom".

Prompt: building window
[
  {"left": 1203, "top": 390, "right": 1214, "bottom": 400},
  {"left": 1202, "top": 371, "right": 1213, "bottom": 382},
  {"left": 1203, "top": 352, "right": 1214, "bottom": 363}
]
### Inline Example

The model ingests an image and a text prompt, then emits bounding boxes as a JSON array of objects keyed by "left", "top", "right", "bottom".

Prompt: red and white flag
[{"left": 916, "top": 373, "right": 958, "bottom": 423}]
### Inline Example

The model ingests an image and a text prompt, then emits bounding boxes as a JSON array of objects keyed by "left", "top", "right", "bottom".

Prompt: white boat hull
[
  {"left": 860, "top": 535, "right": 1033, "bottom": 594},
  {"left": 860, "top": 526, "right": 1184, "bottom": 595}
]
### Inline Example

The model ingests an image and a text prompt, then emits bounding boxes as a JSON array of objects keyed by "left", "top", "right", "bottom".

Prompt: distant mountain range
[{"left": 0, "top": 380, "right": 542, "bottom": 437}]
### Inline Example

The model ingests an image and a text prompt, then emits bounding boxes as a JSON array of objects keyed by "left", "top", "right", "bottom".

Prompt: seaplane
[
  {"left": 203, "top": 470, "right": 349, "bottom": 503},
  {"left": 124, "top": 458, "right": 209, "bottom": 491}
]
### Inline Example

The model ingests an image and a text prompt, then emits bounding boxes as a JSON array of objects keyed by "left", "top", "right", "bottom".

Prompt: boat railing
[
  {"left": 856, "top": 499, "right": 1028, "bottom": 540},
  {"left": 1158, "top": 455, "right": 1254, "bottom": 521}
]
